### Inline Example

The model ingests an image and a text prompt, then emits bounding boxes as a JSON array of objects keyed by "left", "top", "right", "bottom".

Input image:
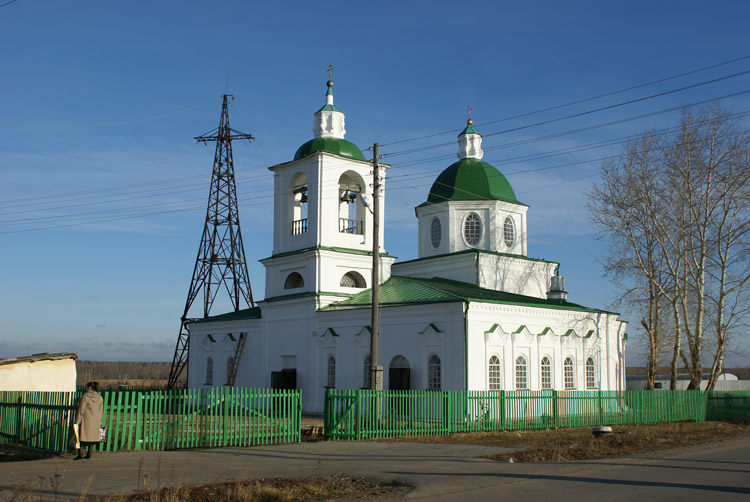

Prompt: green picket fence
[
  {"left": 324, "top": 389, "right": 719, "bottom": 440},
  {"left": 706, "top": 391, "right": 750, "bottom": 422},
  {"left": 0, "top": 387, "right": 301, "bottom": 454}
]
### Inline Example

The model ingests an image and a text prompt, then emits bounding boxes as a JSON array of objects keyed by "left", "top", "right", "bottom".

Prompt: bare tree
[{"left": 589, "top": 104, "right": 750, "bottom": 390}]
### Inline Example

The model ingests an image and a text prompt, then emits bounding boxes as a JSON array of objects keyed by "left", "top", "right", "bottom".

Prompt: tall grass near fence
[
  {"left": 324, "top": 389, "right": 743, "bottom": 440},
  {"left": 0, "top": 387, "right": 301, "bottom": 454}
]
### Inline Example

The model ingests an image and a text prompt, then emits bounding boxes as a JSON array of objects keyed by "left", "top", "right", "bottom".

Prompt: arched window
[
  {"left": 515, "top": 356, "right": 528, "bottom": 390},
  {"left": 427, "top": 355, "right": 441, "bottom": 390},
  {"left": 464, "top": 213, "right": 482, "bottom": 246},
  {"left": 363, "top": 355, "right": 371, "bottom": 389},
  {"left": 206, "top": 357, "right": 213, "bottom": 385},
  {"left": 503, "top": 216, "right": 515, "bottom": 248},
  {"left": 430, "top": 217, "right": 441, "bottom": 248},
  {"left": 340, "top": 271, "right": 366, "bottom": 288},
  {"left": 488, "top": 355, "right": 502, "bottom": 390},
  {"left": 327, "top": 356, "right": 336, "bottom": 388},
  {"left": 564, "top": 357, "right": 575, "bottom": 389},
  {"left": 586, "top": 357, "right": 596, "bottom": 389},
  {"left": 541, "top": 356, "right": 552, "bottom": 389},
  {"left": 284, "top": 272, "right": 304, "bottom": 290}
]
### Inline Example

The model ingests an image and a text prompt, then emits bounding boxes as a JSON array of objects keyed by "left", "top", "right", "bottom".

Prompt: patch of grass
[
  {"left": 0, "top": 443, "right": 55, "bottom": 463},
  {"left": 76, "top": 476, "right": 406, "bottom": 502},
  {"left": 384, "top": 421, "right": 750, "bottom": 462}
]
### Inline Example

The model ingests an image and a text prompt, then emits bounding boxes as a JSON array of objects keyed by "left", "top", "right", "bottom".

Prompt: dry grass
[{"left": 383, "top": 421, "right": 750, "bottom": 462}]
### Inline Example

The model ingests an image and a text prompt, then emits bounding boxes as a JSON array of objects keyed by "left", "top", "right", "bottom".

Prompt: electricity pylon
[{"left": 167, "top": 94, "right": 255, "bottom": 389}]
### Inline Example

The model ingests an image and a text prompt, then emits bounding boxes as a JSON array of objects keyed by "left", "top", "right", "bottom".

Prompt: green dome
[
  {"left": 294, "top": 137, "right": 365, "bottom": 161},
  {"left": 427, "top": 158, "right": 518, "bottom": 204}
]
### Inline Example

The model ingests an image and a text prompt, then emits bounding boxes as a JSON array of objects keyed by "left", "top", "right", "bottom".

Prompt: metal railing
[
  {"left": 339, "top": 218, "right": 363, "bottom": 235},
  {"left": 291, "top": 218, "right": 308, "bottom": 235},
  {"left": 0, "top": 387, "right": 301, "bottom": 453}
]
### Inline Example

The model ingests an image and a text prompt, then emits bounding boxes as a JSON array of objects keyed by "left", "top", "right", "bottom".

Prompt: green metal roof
[
  {"left": 315, "top": 103, "right": 341, "bottom": 113},
  {"left": 426, "top": 158, "right": 519, "bottom": 204},
  {"left": 460, "top": 124, "right": 480, "bottom": 135},
  {"left": 321, "top": 276, "right": 611, "bottom": 313},
  {"left": 294, "top": 137, "right": 365, "bottom": 161},
  {"left": 192, "top": 307, "right": 262, "bottom": 324}
]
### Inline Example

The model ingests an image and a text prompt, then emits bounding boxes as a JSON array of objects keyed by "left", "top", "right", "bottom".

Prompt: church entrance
[{"left": 389, "top": 355, "right": 410, "bottom": 390}]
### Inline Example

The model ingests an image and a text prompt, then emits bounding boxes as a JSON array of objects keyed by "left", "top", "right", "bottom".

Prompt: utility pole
[
  {"left": 167, "top": 94, "right": 255, "bottom": 389},
  {"left": 369, "top": 143, "right": 383, "bottom": 390}
]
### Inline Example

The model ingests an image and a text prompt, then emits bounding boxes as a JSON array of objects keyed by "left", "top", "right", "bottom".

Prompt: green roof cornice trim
[
  {"left": 623, "top": 332, "right": 628, "bottom": 340},
  {"left": 265, "top": 245, "right": 394, "bottom": 261},
  {"left": 485, "top": 323, "right": 502, "bottom": 335},
  {"left": 264, "top": 290, "right": 355, "bottom": 303},
  {"left": 323, "top": 328, "right": 339, "bottom": 337},
  {"left": 426, "top": 158, "right": 519, "bottom": 204},
  {"left": 584, "top": 330, "right": 595, "bottom": 339},
  {"left": 294, "top": 137, "right": 365, "bottom": 161},
  {"left": 321, "top": 275, "right": 614, "bottom": 314},
  {"left": 227, "top": 333, "right": 236, "bottom": 341},
  {"left": 193, "top": 308, "right": 262, "bottom": 324},
  {"left": 563, "top": 329, "right": 574, "bottom": 337},
  {"left": 206, "top": 335, "right": 216, "bottom": 342},
  {"left": 394, "top": 248, "right": 557, "bottom": 266},
  {"left": 513, "top": 325, "right": 528, "bottom": 335},
  {"left": 537, "top": 327, "right": 552, "bottom": 337},
  {"left": 419, "top": 323, "right": 443, "bottom": 334}
]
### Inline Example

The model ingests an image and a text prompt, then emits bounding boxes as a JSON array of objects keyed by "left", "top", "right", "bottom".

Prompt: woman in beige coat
[{"left": 74, "top": 381, "right": 103, "bottom": 460}]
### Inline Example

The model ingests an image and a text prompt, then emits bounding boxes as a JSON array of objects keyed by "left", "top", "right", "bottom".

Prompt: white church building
[{"left": 186, "top": 78, "right": 628, "bottom": 413}]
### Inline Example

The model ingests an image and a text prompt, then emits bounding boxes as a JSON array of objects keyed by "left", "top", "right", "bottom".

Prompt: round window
[
  {"left": 503, "top": 216, "right": 515, "bottom": 248},
  {"left": 464, "top": 213, "right": 482, "bottom": 246},
  {"left": 430, "top": 217, "right": 441, "bottom": 248}
]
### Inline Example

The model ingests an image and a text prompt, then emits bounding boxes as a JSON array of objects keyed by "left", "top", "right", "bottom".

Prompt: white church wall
[
  {"left": 476, "top": 253, "right": 557, "bottom": 298},
  {"left": 467, "top": 303, "right": 623, "bottom": 392}
]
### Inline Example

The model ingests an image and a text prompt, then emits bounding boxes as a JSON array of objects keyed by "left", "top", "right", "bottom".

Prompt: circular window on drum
[
  {"left": 463, "top": 213, "right": 482, "bottom": 246},
  {"left": 503, "top": 216, "right": 515, "bottom": 248},
  {"left": 430, "top": 217, "right": 441, "bottom": 248}
]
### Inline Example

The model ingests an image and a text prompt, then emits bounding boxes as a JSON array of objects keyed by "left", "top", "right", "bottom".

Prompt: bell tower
[{"left": 261, "top": 72, "right": 393, "bottom": 303}]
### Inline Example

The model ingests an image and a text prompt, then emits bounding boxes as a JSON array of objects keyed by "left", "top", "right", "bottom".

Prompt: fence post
[
  {"left": 442, "top": 391, "right": 451, "bottom": 435},
  {"left": 598, "top": 391, "right": 604, "bottom": 425},
  {"left": 354, "top": 390, "right": 361, "bottom": 440},
  {"left": 222, "top": 386, "right": 229, "bottom": 447},
  {"left": 134, "top": 392, "right": 143, "bottom": 451},
  {"left": 552, "top": 390, "right": 558, "bottom": 428},
  {"left": 323, "top": 388, "right": 330, "bottom": 440},
  {"left": 500, "top": 390, "right": 506, "bottom": 430}
]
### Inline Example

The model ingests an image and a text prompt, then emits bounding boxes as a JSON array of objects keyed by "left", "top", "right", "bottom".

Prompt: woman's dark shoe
[
  {"left": 84, "top": 454, "right": 91, "bottom": 459},
  {"left": 73, "top": 455, "right": 83, "bottom": 460}
]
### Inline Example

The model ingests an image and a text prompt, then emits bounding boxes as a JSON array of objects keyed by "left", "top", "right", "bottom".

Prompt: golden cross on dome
[
  {"left": 467, "top": 105, "right": 473, "bottom": 125},
  {"left": 327, "top": 65, "right": 334, "bottom": 80}
]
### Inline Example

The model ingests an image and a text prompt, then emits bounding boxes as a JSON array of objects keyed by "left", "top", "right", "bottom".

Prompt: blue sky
[{"left": 1, "top": 0, "right": 749, "bottom": 366}]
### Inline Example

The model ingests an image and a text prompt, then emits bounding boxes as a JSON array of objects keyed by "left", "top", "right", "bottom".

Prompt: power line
[
  {"left": 381, "top": 72, "right": 750, "bottom": 158},
  {"left": 378, "top": 55, "right": 750, "bottom": 148}
]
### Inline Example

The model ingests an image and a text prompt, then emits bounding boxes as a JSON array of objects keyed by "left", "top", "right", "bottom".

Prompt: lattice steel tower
[{"left": 168, "top": 94, "right": 255, "bottom": 388}]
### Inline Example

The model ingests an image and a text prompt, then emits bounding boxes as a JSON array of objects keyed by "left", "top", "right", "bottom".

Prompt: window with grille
[
  {"left": 340, "top": 271, "right": 366, "bottom": 288},
  {"left": 541, "top": 356, "right": 552, "bottom": 389},
  {"left": 284, "top": 272, "right": 304, "bottom": 289},
  {"left": 464, "top": 213, "right": 482, "bottom": 246},
  {"left": 503, "top": 216, "right": 515, "bottom": 248},
  {"left": 206, "top": 357, "right": 213, "bottom": 385},
  {"left": 586, "top": 357, "right": 596, "bottom": 389},
  {"left": 427, "top": 355, "right": 441, "bottom": 390},
  {"left": 564, "top": 357, "right": 575, "bottom": 389},
  {"left": 327, "top": 356, "right": 336, "bottom": 388},
  {"left": 430, "top": 217, "right": 441, "bottom": 248},
  {"left": 515, "top": 356, "right": 528, "bottom": 390},
  {"left": 363, "top": 356, "right": 371, "bottom": 389},
  {"left": 489, "top": 355, "right": 502, "bottom": 390}
]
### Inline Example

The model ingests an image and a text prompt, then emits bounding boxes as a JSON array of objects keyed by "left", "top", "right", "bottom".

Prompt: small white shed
[{"left": 0, "top": 352, "right": 78, "bottom": 392}]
